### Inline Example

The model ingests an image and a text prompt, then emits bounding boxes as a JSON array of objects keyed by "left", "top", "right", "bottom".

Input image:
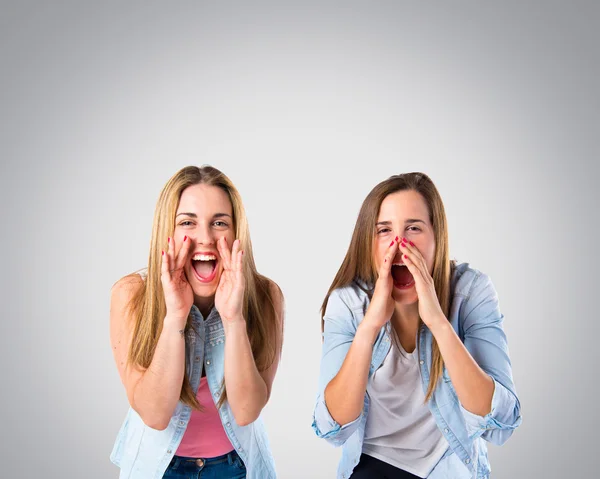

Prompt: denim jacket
[
  {"left": 110, "top": 306, "right": 277, "bottom": 479},
  {"left": 312, "top": 263, "right": 522, "bottom": 479}
]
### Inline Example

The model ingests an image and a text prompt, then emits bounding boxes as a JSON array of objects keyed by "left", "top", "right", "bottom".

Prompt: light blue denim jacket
[
  {"left": 312, "top": 263, "right": 522, "bottom": 479},
  {"left": 110, "top": 306, "right": 277, "bottom": 479}
]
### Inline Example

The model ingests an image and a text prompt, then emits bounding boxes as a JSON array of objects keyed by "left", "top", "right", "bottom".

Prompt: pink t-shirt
[{"left": 175, "top": 377, "right": 234, "bottom": 458}]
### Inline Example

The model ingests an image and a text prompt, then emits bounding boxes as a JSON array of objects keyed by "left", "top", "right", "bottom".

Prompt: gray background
[{"left": 1, "top": 1, "right": 598, "bottom": 478}]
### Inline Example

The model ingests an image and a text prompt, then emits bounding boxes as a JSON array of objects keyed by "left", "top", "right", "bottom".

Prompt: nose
[{"left": 195, "top": 223, "right": 215, "bottom": 246}]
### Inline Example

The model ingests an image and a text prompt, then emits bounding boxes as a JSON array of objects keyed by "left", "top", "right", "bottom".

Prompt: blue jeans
[{"left": 163, "top": 450, "right": 246, "bottom": 479}]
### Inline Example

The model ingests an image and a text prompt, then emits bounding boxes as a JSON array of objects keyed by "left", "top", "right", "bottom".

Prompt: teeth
[
  {"left": 192, "top": 254, "right": 216, "bottom": 261},
  {"left": 392, "top": 262, "right": 406, "bottom": 267}
]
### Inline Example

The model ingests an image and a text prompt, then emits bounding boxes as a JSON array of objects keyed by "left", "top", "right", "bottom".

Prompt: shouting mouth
[
  {"left": 191, "top": 253, "right": 218, "bottom": 283},
  {"left": 391, "top": 262, "right": 415, "bottom": 290}
]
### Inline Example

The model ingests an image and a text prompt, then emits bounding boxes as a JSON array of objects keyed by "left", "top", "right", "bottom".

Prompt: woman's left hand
[
  {"left": 215, "top": 237, "right": 245, "bottom": 323},
  {"left": 399, "top": 239, "right": 446, "bottom": 329}
]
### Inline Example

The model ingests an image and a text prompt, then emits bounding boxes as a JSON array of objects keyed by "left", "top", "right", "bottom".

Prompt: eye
[
  {"left": 213, "top": 220, "right": 229, "bottom": 228},
  {"left": 179, "top": 220, "right": 194, "bottom": 227},
  {"left": 377, "top": 228, "right": 391, "bottom": 235},
  {"left": 406, "top": 225, "right": 421, "bottom": 232}
]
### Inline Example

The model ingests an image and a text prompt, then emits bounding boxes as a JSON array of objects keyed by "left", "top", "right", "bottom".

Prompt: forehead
[
  {"left": 176, "top": 183, "right": 232, "bottom": 214},
  {"left": 377, "top": 190, "right": 430, "bottom": 222}
]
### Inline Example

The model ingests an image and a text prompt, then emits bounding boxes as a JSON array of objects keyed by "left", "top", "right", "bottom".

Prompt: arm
[
  {"left": 443, "top": 272, "right": 522, "bottom": 444},
  {"left": 110, "top": 236, "right": 194, "bottom": 430},
  {"left": 401, "top": 240, "right": 521, "bottom": 444},
  {"left": 312, "top": 290, "right": 372, "bottom": 446},
  {"left": 109, "top": 275, "right": 187, "bottom": 430},
  {"left": 313, "top": 238, "right": 399, "bottom": 445},
  {"left": 222, "top": 282, "right": 284, "bottom": 426},
  {"left": 429, "top": 319, "right": 495, "bottom": 417}
]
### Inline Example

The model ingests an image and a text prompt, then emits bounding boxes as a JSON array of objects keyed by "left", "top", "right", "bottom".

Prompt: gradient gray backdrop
[{"left": 1, "top": 1, "right": 598, "bottom": 478}]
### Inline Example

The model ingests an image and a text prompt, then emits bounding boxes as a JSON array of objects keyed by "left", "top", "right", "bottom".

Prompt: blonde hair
[
  {"left": 128, "top": 165, "right": 280, "bottom": 409},
  {"left": 321, "top": 172, "right": 453, "bottom": 402}
]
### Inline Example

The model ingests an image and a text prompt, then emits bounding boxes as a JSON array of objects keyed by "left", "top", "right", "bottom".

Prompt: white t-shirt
[{"left": 362, "top": 337, "right": 449, "bottom": 478}]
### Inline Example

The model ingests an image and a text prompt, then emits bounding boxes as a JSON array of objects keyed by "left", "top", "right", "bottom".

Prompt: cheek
[
  {"left": 173, "top": 229, "right": 187, "bottom": 242},
  {"left": 374, "top": 237, "right": 392, "bottom": 268},
  {"left": 423, "top": 243, "right": 436, "bottom": 271}
]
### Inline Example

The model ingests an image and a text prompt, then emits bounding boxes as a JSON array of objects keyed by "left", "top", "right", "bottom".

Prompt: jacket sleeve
[
  {"left": 459, "top": 272, "right": 522, "bottom": 445},
  {"left": 311, "top": 288, "right": 364, "bottom": 446}
]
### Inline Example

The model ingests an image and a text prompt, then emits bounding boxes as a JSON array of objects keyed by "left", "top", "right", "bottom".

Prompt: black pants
[{"left": 350, "top": 454, "right": 422, "bottom": 479}]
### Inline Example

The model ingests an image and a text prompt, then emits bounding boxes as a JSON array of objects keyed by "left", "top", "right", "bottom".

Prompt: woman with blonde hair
[
  {"left": 110, "top": 165, "right": 283, "bottom": 479},
  {"left": 312, "top": 173, "right": 521, "bottom": 479}
]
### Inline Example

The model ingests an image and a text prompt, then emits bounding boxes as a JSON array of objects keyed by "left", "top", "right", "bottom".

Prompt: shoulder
[
  {"left": 111, "top": 273, "right": 144, "bottom": 298},
  {"left": 452, "top": 262, "right": 501, "bottom": 329},
  {"left": 451, "top": 262, "right": 495, "bottom": 300},
  {"left": 326, "top": 281, "right": 371, "bottom": 315},
  {"left": 262, "top": 277, "right": 284, "bottom": 325},
  {"left": 110, "top": 273, "right": 145, "bottom": 315}
]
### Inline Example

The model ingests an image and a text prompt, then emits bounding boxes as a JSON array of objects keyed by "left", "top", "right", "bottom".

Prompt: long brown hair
[
  {"left": 128, "top": 165, "right": 281, "bottom": 409},
  {"left": 321, "top": 172, "right": 452, "bottom": 401}
]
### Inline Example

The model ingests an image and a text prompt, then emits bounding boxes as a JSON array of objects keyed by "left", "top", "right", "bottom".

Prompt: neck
[
  {"left": 390, "top": 302, "right": 420, "bottom": 353},
  {"left": 392, "top": 301, "right": 420, "bottom": 325},
  {"left": 194, "top": 296, "right": 214, "bottom": 319}
]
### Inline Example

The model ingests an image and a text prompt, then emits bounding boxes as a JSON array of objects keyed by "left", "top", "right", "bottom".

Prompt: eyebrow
[
  {"left": 376, "top": 219, "right": 426, "bottom": 226},
  {"left": 175, "top": 212, "right": 233, "bottom": 219}
]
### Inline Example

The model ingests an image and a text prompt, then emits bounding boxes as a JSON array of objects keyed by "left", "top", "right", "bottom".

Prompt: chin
[
  {"left": 192, "top": 284, "right": 218, "bottom": 298},
  {"left": 392, "top": 288, "right": 418, "bottom": 305}
]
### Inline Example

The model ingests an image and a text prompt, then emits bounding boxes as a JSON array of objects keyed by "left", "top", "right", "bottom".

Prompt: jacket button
[
  {"left": 444, "top": 428, "right": 449, "bottom": 433},
  {"left": 465, "top": 459, "right": 471, "bottom": 464},
  {"left": 206, "top": 360, "right": 211, "bottom": 365},
  {"left": 419, "top": 360, "right": 424, "bottom": 365}
]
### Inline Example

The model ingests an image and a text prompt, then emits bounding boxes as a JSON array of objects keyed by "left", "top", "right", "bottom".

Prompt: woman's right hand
[
  {"left": 161, "top": 236, "right": 194, "bottom": 324},
  {"left": 362, "top": 237, "right": 398, "bottom": 330}
]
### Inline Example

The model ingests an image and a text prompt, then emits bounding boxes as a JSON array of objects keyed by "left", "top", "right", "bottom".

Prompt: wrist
[
  {"left": 427, "top": 315, "right": 451, "bottom": 337},
  {"left": 162, "top": 317, "right": 187, "bottom": 338},
  {"left": 356, "top": 319, "right": 381, "bottom": 345},
  {"left": 163, "top": 313, "right": 188, "bottom": 328},
  {"left": 222, "top": 315, "right": 246, "bottom": 334}
]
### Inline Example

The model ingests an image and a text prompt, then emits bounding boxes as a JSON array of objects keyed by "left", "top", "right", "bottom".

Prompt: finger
[
  {"left": 230, "top": 239, "right": 241, "bottom": 271},
  {"left": 379, "top": 236, "right": 399, "bottom": 278},
  {"left": 399, "top": 239, "right": 428, "bottom": 277},
  {"left": 175, "top": 235, "right": 192, "bottom": 270},
  {"left": 399, "top": 243, "right": 427, "bottom": 284},
  {"left": 161, "top": 246, "right": 171, "bottom": 282},
  {"left": 218, "top": 236, "right": 232, "bottom": 271},
  {"left": 235, "top": 247, "right": 244, "bottom": 280},
  {"left": 233, "top": 249, "right": 245, "bottom": 294},
  {"left": 167, "top": 236, "right": 178, "bottom": 273}
]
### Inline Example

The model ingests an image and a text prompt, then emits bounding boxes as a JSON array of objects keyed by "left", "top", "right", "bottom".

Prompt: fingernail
[
  {"left": 168, "top": 237, "right": 170, "bottom": 243},
  {"left": 402, "top": 237, "right": 407, "bottom": 242},
  {"left": 404, "top": 254, "right": 408, "bottom": 259},
  {"left": 395, "top": 236, "right": 398, "bottom": 241},
  {"left": 390, "top": 241, "right": 394, "bottom": 246},
  {"left": 162, "top": 250, "right": 164, "bottom": 256},
  {"left": 384, "top": 258, "right": 387, "bottom": 262},
  {"left": 400, "top": 242, "right": 405, "bottom": 247},
  {"left": 409, "top": 241, "right": 415, "bottom": 246},
  {"left": 242, "top": 250, "right": 244, "bottom": 255},
  {"left": 183, "top": 236, "right": 187, "bottom": 242}
]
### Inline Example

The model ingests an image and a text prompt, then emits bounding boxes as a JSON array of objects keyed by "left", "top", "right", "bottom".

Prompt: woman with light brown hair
[
  {"left": 312, "top": 173, "right": 521, "bottom": 479},
  {"left": 109, "top": 165, "right": 283, "bottom": 479}
]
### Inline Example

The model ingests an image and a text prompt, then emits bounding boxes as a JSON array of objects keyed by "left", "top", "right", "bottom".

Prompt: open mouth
[
  {"left": 191, "top": 253, "right": 218, "bottom": 283},
  {"left": 391, "top": 263, "right": 415, "bottom": 289}
]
